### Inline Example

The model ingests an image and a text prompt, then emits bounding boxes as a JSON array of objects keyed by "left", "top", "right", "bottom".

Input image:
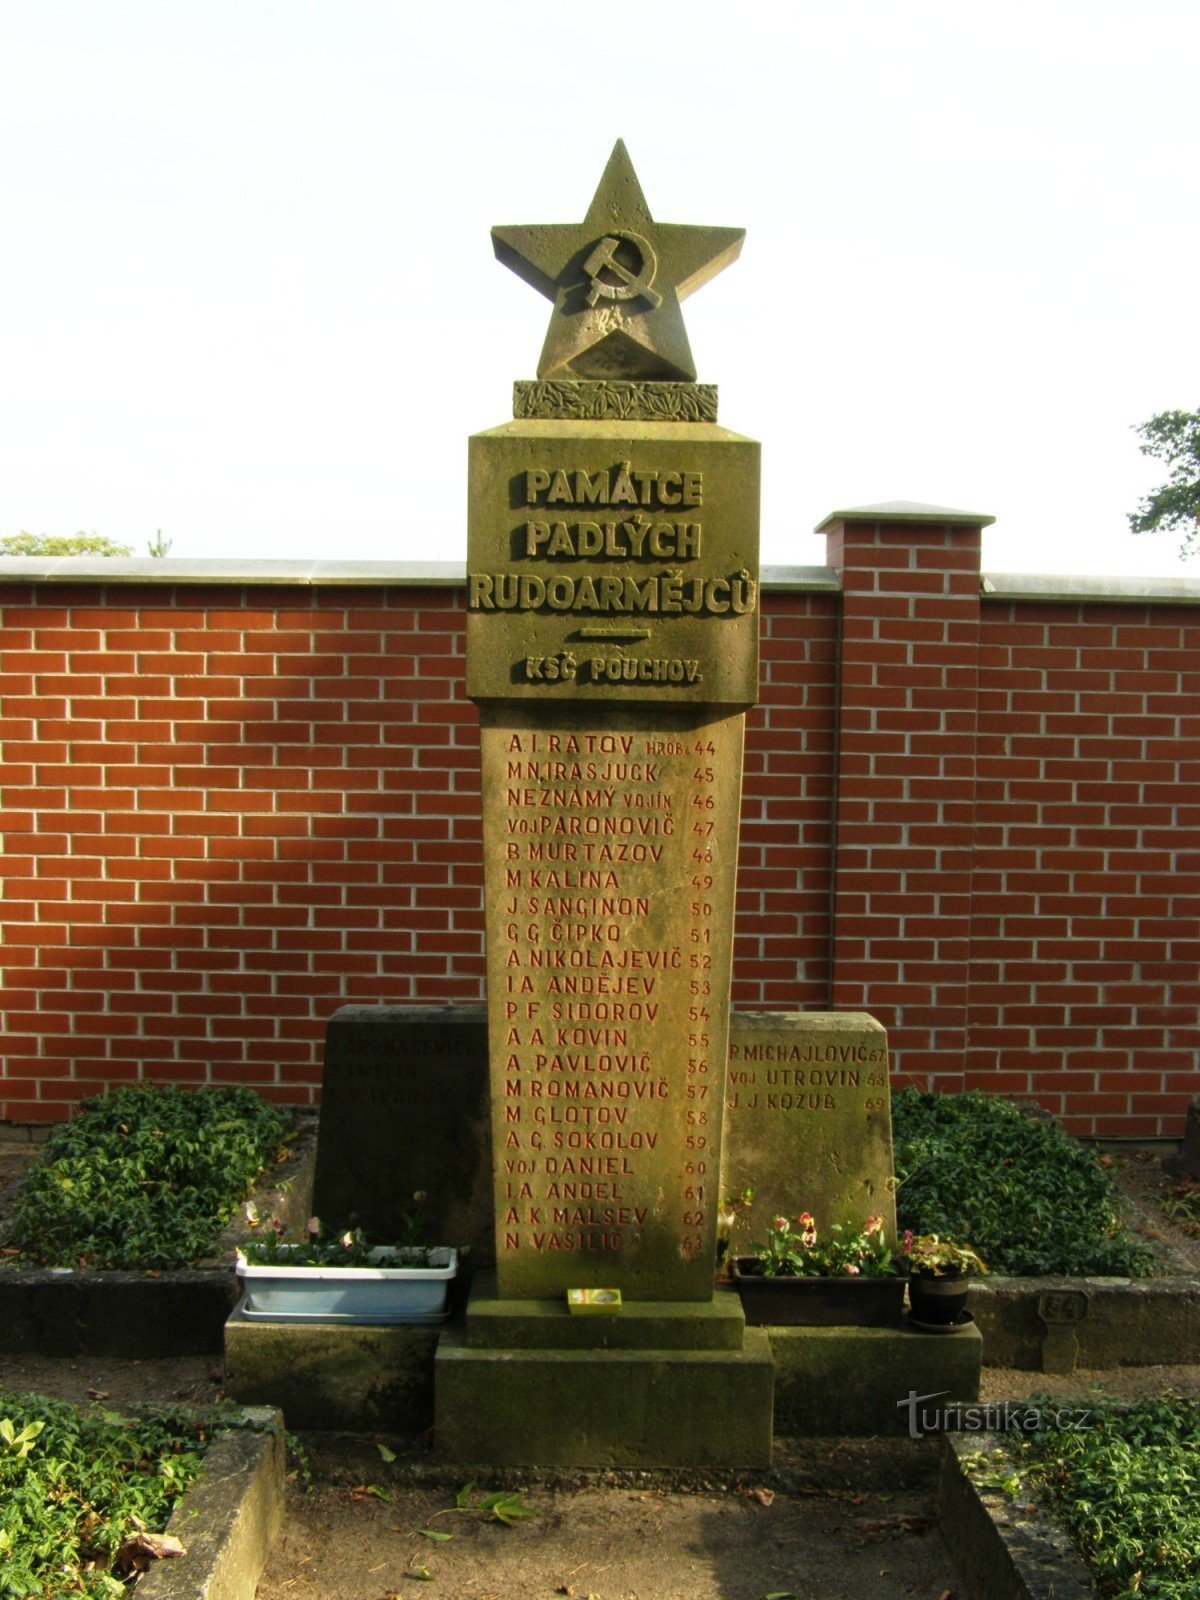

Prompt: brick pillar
[{"left": 819, "top": 502, "right": 993, "bottom": 1091}]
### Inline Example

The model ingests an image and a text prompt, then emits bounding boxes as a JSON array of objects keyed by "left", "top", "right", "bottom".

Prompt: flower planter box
[
  {"left": 730, "top": 1257, "right": 906, "bottom": 1327},
  {"left": 235, "top": 1246, "right": 457, "bottom": 1324}
]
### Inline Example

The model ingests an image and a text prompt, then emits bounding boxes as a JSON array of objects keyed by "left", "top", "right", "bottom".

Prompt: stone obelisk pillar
[
  {"left": 468, "top": 142, "right": 758, "bottom": 1301},
  {"left": 439, "top": 142, "right": 772, "bottom": 1466}
]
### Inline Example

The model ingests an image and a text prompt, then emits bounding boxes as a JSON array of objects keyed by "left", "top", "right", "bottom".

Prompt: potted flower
[
  {"left": 901, "top": 1232, "right": 988, "bottom": 1329},
  {"left": 236, "top": 1194, "right": 458, "bottom": 1324},
  {"left": 729, "top": 1212, "right": 906, "bottom": 1326}
]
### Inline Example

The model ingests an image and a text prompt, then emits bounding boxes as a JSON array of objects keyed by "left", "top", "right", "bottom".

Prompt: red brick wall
[
  {"left": 970, "top": 599, "right": 1200, "bottom": 1137},
  {"left": 1, "top": 553, "right": 1196, "bottom": 1137},
  {"left": 0, "top": 585, "right": 480, "bottom": 1118},
  {"left": 733, "top": 593, "right": 838, "bottom": 1011},
  {"left": 824, "top": 514, "right": 983, "bottom": 1096}
]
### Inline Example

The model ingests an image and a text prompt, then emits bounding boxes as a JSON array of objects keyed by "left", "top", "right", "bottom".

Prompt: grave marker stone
[
  {"left": 260, "top": 145, "right": 986, "bottom": 1453},
  {"left": 312, "top": 1008, "right": 894, "bottom": 1264},
  {"left": 720, "top": 1011, "right": 897, "bottom": 1256}
]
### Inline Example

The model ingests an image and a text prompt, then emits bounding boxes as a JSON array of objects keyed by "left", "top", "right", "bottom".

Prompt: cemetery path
[
  {"left": 0, "top": 1349, "right": 227, "bottom": 1410},
  {"left": 255, "top": 1434, "right": 959, "bottom": 1600}
]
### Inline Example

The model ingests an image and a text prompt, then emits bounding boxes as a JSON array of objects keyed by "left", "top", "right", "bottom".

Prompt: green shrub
[
  {"left": 0, "top": 1391, "right": 207, "bottom": 1597},
  {"left": 1022, "top": 1395, "right": 1200, "bottom": 1599},
  {"left": 892, "top": 1089, "right": 1154, "bottom": 1277},
  {"left": 8, "top": 1085, "right": 290, "bottom": 1270}
]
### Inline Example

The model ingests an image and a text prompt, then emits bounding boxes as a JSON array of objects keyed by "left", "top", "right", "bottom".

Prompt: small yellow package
[{"left": 567, "top": 1287, "right": 622, "bottom": 1315}]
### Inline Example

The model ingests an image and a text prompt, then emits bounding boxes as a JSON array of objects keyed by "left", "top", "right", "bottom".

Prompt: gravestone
[
  {"left": 434, "top": 141, "right": 774, "bottom": 1466},
  {"left": 311, "top": 1006, "right": 896, "bottom": 1264},
  {"left": 311, "top": 1006, "right": 491, "bottom": 1252},
  {"left": 720, "top": 1011, "right": 897, "bottom": 1257},
  {"left": 1184, "top": 1097, "right": 1200, "bottom": 1179}
]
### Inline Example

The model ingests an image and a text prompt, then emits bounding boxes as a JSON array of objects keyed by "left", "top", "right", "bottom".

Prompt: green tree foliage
[
  {"left": 0, "top": 531, "right": 133, "bottom": 556},
  {"left": 1128, "top": 408, "right": 1200, "bottom": 556}
]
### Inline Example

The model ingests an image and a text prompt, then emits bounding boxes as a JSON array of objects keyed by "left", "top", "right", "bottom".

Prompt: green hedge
[
  {"left": 8, "top": 1085, "right": 290, "bottom": 1270},
  {"left": 892, "top": 1089, "right": 1155, "bottom": 1277}
]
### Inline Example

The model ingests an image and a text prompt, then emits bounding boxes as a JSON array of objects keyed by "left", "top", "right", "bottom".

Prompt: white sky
[{"left": 1, "top": 1, "right": 1197, "bottom": 575}]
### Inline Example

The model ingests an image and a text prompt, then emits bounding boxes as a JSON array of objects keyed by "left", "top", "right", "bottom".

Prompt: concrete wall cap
[
  {"left": 982, "top": 571, "right": 1200, "bottom": 605},
  {"left": 0, "top": 557, "right": 841, "bottom": 593},
  {"left": 0, "top": 558, "right": 467, "bottom": 587},
  {"left": 2, "top": 558, "right": 1195, "bottom": 609},
  {"left": 815, "top": 500, "right": 996, "bottom": 532}
]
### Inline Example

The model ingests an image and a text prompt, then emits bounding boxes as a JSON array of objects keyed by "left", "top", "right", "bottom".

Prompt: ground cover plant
[
  {"left": 892, "top": 1089, "right": 1154, "bottom": 1277},
  {"left": 6, "top": 1085, "right": 291, "bottom": 1270},
  {"left": 1019, "top": 1394, "right": 1200, "bottom": 1600},
  {"left": 1160, "top": 1175, "right": 1200, "bottom": 1238},
  {"left": 0, "top": 1390, "right": 210, "bottom": 1598}
]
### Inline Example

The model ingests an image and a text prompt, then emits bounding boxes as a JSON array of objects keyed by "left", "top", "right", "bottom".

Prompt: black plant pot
[
  {"left": 730, "top": 1258, "right": 906, "bottom": 1327},
  {"left": 907, "top": 1272, "right": 970, "bottom": 1326}
]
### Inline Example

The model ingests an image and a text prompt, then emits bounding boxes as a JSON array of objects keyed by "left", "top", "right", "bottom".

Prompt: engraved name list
[{"left": 480, "top": 709, "right": 744, "bottom": 1299}]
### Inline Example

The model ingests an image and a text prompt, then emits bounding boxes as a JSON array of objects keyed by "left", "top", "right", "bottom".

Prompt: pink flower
[
  {"left": 305, "top": 1216, "right": 321, "bottom": 1238},
  {"left": 842, "top": 1263, "right": 861, "bottom": 1275},
  {"left": 797, "top": 1212, "right": 815, "bottom": 1228},
  {"left": 773, "top": 1216, "right": 789, "bottom": 1233},
  {"left": 339, "top": 1230, "right": 355, "bottom": 1250},
  {"left": 801, "top": 1228, "right": 817, "bottom": 1248},
  {"left": 865, "top": 1214, "right": 883, "bottom": 1236}
]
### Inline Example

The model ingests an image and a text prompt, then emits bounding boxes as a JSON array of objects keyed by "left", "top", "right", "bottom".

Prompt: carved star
[{"left": 492, "top": 140, "right": 744, "bottom": 383}]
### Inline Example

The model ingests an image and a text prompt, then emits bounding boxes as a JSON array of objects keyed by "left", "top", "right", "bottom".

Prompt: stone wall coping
[
  {"left": 0, "top": 557, "right": 471, "bottom": 587},
  {"left": 0, "top": 558, "right": 837, "bottom": 592},
  {"left": 981, "top": 570, "right": 1200, "bottom": 604},
  {"left": 939, "top": 1433, "right": 1096, "bottom": 1600},
  {"left": 138, "top": 1414, "right": 285, "bottom": 1600},
  {"left": 2, "top": 556, "right": 1197, "bottom": 605},
  {"left": 815, "top": 499, "right": 996, "bottom": 530}
]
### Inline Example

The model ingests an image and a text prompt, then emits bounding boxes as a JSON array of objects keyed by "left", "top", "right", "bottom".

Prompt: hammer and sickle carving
[{"left": 583, "top": 231, "right": 663, "bottom": 310}]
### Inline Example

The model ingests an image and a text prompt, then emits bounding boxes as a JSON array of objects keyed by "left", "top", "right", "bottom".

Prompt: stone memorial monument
[
  {"left": 286, "top": 144, "right": 983, "bottom": 1452},
  {"left": 434, "top": 142, "right": 774, "bottom": 1465}
]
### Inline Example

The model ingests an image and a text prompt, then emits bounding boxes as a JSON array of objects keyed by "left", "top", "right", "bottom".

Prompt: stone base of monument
[
  {"left": 770, "top": 1323, "right": 983, "bottom": 1436},
  {"left": 463, "top": 1285, "right": 749, "bottom": 1350},
  {"left": 223, "top": 1297, "right": 978, "bottom": 1444},
  {"left": 223, "top": 1305, "right": 439, "bottom": 1432},
  {"left": 434, "top": 1279, "right": 774, "bottom": 1468}
]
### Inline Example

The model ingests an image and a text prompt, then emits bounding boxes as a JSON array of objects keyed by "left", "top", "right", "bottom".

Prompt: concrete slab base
[
  {"left": 771, "top": 1322, "right": 983, "bottom": 1436},
  {"left": 435, "top": 1323, "right": 775, "bottom": 1468},
  {"left": 223, "top": 1307, "right": 440, "bottom": 1431}
]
